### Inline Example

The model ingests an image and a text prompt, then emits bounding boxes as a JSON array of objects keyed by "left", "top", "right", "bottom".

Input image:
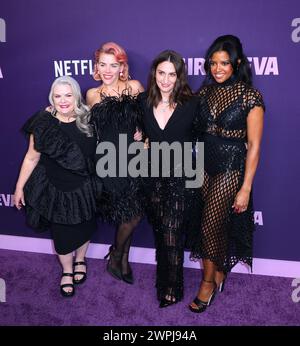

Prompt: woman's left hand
[{"left": 232, "top": 188, "right": 250, "bottom": 213}]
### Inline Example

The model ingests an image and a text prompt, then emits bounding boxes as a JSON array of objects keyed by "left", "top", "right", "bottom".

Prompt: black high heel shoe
[
  {"left": 189, "top": 279, "right": 217, "bottom": 313},
  {"left": 60, "top": 273, "right": 75, "bottom": 298},
  {"left": 218, "top": 274, "right": 227, "bottom": 293},
  {"left": 121, "top": 251, "right": 134, "bottom": 285},
  {"left": 104, "top": 245, "right": 123, "bottom": 281},
  {"left": 159, "top": 297, "right": 178, "bottom": 308},
  {"left": 73, "top": 260, "right": 87, "bottom": 285}
]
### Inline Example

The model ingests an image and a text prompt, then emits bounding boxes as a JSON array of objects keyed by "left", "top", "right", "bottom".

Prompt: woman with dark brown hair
[{"left": 139, "top": 50, "right": 200, "bottom": 308}]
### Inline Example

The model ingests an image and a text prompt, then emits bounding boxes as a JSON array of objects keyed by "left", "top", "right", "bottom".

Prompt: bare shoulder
[
  {"left": 86, "top": 87, "right": 99, "bottom": 107},
  {"left": 128, "top": 80, "right": 144, "bottom": 95},
  {"left": 86, "top": 87, "right": 98, "bottom": 98}
]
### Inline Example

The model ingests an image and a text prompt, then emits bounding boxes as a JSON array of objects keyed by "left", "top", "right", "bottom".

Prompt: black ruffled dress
[
  {"left": 190, "top": 79, "right": 265, "bottom": 273},
  {"left": 91, "top": 93, "right": 144, "bottom": 225},
  {"left": 22, "top": 111, "right": 102, "bottom": 255}
]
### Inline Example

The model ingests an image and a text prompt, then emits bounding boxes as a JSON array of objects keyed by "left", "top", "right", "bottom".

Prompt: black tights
[{"left": 110, "top": 216, "right": 141, "bottom": 274}]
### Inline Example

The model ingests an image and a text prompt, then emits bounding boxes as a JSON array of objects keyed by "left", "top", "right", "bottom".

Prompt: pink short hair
[{"left": 93, "top": 42, "right": 129, "bottom": 81}]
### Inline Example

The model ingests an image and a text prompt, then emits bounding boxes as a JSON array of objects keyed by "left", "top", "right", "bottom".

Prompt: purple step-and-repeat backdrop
[{"left": 0, "top": 0, "right": 299, "bottom": 261}]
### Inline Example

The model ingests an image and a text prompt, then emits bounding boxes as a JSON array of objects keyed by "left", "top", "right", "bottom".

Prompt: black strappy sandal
[
  {"left": 189, "top": 279, "right": 217, "bottom": 313},
  {"left": 73, "top": 260, "right": 87, "bottom": 285},
  {"left": 60, "top": 273, "right": 75, "bottom": 297}
]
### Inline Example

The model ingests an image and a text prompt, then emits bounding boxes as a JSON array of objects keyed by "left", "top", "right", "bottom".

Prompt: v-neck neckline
[{"left": 152, "top": 105, "right": 178, "bottom": 131}]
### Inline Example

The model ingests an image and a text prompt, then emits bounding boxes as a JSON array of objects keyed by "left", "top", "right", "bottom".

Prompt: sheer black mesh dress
[
  {"left": 90, "top": 93, "right": 145, "bottom": 225},
  {"left": 139, "top": 92, "right": 201, "bottom": 302},
  {"left": 190, "top": 78, "right": 265, "bottom": 273}
]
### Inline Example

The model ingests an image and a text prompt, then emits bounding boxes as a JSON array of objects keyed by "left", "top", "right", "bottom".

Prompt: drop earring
[{"left": 51, "top": 108, "right": 57, "bottom": 117}]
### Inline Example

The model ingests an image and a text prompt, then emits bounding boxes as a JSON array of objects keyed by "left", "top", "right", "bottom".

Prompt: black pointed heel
[
  {"left": 60, "top": 273, "right": 75, "bottom": 298},
  {"left": 159, "top": 297, "right": 178, "bottom": 308},
  {"left": 104, "top": 245, "right": 123, "bottom": 280},
  {"left": 122, "top": 269, "right": 134, "bottom": 284},
  {"left": 121, "top": 251, "right": 134, "bottom": 285},
  {"left": 189, "top": 279, "right": 217, "bottom": 313},
  {"left": 73, "top": 260, "right": 87, "bottom": 285}
]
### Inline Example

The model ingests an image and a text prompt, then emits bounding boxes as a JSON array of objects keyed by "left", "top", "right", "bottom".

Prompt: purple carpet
[{"left": 0, "top": 249, "right": 299, "bottom": 326}]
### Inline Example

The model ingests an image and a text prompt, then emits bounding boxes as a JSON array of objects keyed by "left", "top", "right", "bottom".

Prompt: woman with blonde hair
[{"left": 15, "top": 76, "right": 102, "bottom": 297}]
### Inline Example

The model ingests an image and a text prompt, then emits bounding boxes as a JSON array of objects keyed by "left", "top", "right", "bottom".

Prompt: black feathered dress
[
  {"left": 22, "top": 111, "right": 102, "bottom": 255},
  {"left": 90, "top": 93, "right": 144, "bottom": 225}
]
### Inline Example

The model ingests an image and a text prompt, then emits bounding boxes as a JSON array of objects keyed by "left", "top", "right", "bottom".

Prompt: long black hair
[
  {"left": 202, "top": 35, "right": 252, "bottom": 86},
  {"left": 147, "top": 50, "right": 192, "bottom": 107}
]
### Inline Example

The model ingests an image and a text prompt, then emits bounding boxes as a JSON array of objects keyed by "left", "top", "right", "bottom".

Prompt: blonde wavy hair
[{"left": 49, "top": 76, "right": 93, "bottom": 137}]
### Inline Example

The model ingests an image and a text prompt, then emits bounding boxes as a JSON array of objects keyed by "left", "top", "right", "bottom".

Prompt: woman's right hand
[
  {"left": 45, "top": 105, "right": 53, "bottom": 113},
  {"left": 133, "top": 128, "right": 143, "bottom": 141},
  {"left": 14, "top": 188, "right": 25, "bottom": 210}
]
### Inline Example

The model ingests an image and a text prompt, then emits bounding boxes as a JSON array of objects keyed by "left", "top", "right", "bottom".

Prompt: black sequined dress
[
  {"left": 22, "top": 111, "right": 102, "bottom": 255},
  {"left": 190, "top": 79, "right": 264, "bottom": 273},
  {"left": 91, "top": 93, "right": 144, "bottom": 225}
]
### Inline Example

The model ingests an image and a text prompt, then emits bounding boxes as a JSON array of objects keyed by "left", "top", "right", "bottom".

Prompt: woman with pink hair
[{"left": 87, "top": 42, "right": 144, "bottom": 285}]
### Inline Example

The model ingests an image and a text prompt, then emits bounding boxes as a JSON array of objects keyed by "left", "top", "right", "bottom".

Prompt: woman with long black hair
[{"left": 189, "top": 35, "right": 265, "bottom": 313}]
